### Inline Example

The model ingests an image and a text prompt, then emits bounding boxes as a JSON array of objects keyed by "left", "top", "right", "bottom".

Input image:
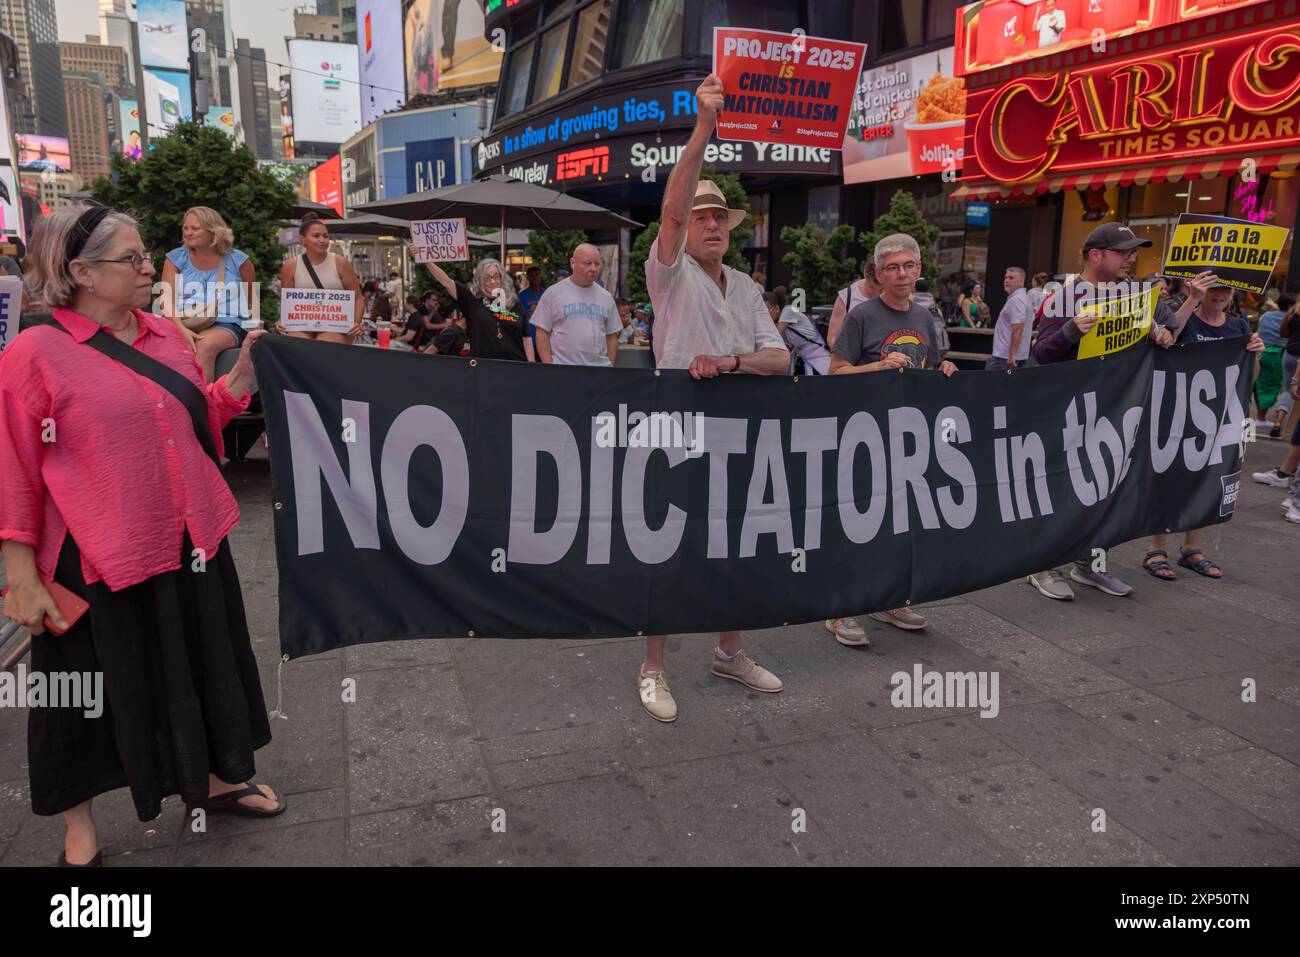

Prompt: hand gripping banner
[{"left": 252, "top": 336, "right": 1253, "bottom": 658}]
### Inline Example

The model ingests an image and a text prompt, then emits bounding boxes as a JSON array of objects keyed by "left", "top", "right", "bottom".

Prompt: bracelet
[{"left": 730, "top": 355, "right": 741, "bottom": 372}]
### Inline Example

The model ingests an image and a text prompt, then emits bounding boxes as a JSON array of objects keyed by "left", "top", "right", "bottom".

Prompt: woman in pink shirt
[{"left": 0, "top": 205, "right": 284, "bottom": 866}]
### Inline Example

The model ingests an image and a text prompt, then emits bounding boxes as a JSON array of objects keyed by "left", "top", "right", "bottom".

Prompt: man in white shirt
[
  {"left": 531, "top": 244, "right": 622, "bottom": 366},
  {"left": 638, "top": 72, "right": 789, "bottom": 723},
  {"left": 987, "top": 266, "right": 1034, "bottom": 370},
  {"left": 1036, "top": 0, "right": 1066, "bottom": 48}
]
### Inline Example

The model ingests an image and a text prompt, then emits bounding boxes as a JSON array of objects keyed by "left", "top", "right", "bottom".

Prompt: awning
[{"left": 952, "top": 150, "right": 1300, "bottom": 201}]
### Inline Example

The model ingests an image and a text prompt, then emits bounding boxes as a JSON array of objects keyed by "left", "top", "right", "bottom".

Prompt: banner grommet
[
  {"left": 469, "top": 359, "right": 478, "bottom": 367},
  {"left": 468, "top": 629, "right": 476, "bottom": 637},
  {"left": 273, "top": 501, "right": 283, "bottom": 511},
  {"left": 793, "top": 377, "right": 799, "bottom": 383},
  {"left": 654, "top": 370, "right": 661, "bottom": 377}
]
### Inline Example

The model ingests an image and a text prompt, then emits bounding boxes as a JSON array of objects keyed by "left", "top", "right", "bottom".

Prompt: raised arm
[
  {"left": 657, "top": 74, "right": 723, "bottom": 267},
  {"left": 415, "top": 253, "right": 458, "bottom": 299}
]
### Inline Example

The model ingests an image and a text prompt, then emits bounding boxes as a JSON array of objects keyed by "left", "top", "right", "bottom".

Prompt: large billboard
[
  {"left": 309, "top": 154, "right": 344, "bottom": 216},
  {"left": 359, "top": 0, "right": 406, "bottom": 126},
  {"left": 406, "top": 137, "right": 458, "bottom": 192},
  {"left": 16, "top": 134, "right": 71, "bottom": 172},
  {"left": 143, "top": 67, "right": 192, "bottom": 133},
  {"left": 405, "top": 0, "right": 502, "bottom": 98},
  {"left": 119, "top": 100, "right": 143, "bottom": 160},
  {"left": 954, "top": 0, "right": 1266, "bottom": 77},
  {"left": 289, "top": 39, "right": 362, "bottom": 146},
  {"left": 843, "top": 47, "right": 965, "bottom": 185},
  {"left": 206, "top": 105, "right": 235, "bottom": 137},
  {"left": 137, "top": 0, "right": 190, "bottom": 71}
]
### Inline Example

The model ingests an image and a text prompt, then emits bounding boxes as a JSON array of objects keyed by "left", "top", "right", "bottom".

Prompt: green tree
[
  {"left": 856, "top": 189, "right": 942, "bottom": 289},
  {"left": 626, "top": 167, "right": 752, "bottom": 303},
  {"left": 526, "top": 229, "right": 588, "bottom": 284},
  {"left": 779, "top": 223, "right": 859, "bottom": 309},
  {"left": 91, "top": 120, "right": 295, "bottom": 323}
]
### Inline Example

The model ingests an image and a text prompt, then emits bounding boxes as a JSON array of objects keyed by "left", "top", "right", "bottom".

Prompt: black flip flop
[
  {"left": 1142, "top": 549, "right": 1176, "bottom": 581},
  {"left": 58, "top": 850, "right": 103, "bottom": 867},
  {"left": 1177, "top": 549, "right": 1222, "bottom": 578},
  {"left": 188, "top": 782, "right": 287, "bottom": 819}
]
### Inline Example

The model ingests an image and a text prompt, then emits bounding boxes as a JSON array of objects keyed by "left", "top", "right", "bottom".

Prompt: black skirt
[{"left": 27, "top": 533, "right": 272, "bottom": 820}]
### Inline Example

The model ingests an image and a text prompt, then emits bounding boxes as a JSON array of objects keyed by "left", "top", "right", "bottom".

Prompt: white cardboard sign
[
  {"left": 411, "top": 217, "right": 469, "bottom": 263},
  {"left": 280, "top": 287, "right": 356, "bottom": 333}
]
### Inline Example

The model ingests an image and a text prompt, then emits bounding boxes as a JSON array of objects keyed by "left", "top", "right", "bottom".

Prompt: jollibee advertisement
[{"left": 843, "top": 46, "right": 966, "bottom": 185}]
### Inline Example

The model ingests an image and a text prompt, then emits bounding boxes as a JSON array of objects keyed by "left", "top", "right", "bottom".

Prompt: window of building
[
  {"left": 502, "top": 39, "right": 536, "bottom": 115},
  {"left": 532, "top": 23, "right": 569, "bottom": 103},
  {"left": 880, "top": 0, "right": 958, "bottom": 56},
  {"left": 694, "top": 0, "right": 804, "bottom": 50},
  {"left": 566, "top": 0, "right": 612, "bottom": 90},
  {"left": 807, "top": 184, "right": 839, "bottom": 233},
  {"left": 611, "top": 0, "right": 684, "bottom": 69}
]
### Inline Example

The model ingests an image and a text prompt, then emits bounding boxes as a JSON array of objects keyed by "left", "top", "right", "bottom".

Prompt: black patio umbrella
[
  {"left": 315, "top": 214, "right": 412, "bottom": 239},
  {"left": 354, "top": 174, "right": 641, "bottom": 264},
  {"left": 291, "top": 200, "right": 343, "bottom": 220}
]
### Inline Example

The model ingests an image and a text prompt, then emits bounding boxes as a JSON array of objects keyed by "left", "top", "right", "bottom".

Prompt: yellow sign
[
  {"left": 1077, "top": 286, "right": 1157, "bottom": 360},
  {"left": 1163, "top": 214, "right": 1290, "bottom": 294}
]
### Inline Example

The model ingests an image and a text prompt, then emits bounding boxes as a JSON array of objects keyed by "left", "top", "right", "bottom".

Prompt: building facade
[
  {"left": 1, "top": 0, "right": 67, "bottom": 137},
  {"left": 63, "top": 71, "right": 112, "bottom": 184},
  {"left": 235, "top": 38, "right": 273, "bottom": 159}
]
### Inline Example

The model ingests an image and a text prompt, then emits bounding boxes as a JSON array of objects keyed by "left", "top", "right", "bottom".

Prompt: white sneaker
[
  {"left": 1253, "top": 468, "right": 1294, "bottom": 488},
  {"left": 1282, "top": 496, "right": 1297, "bottom": 511},
  {"left": 1286, "top": 504, "right": 1300, "bottom": 525}
]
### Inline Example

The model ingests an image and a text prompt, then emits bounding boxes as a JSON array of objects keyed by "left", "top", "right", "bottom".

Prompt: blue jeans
[
  {"left": 1275, "top": 351, "right": 1298, "bottom": 417},
  {"left": 208, "top": 320, "right": 247, "bottom": 347}
]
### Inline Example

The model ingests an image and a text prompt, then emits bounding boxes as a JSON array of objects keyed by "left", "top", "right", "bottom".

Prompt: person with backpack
[
  {"left": 827, "top": 258, "right": 882, "bottom": 348},
  {"left": 765, "top": 287, "right": 831, "bottom": 374},
  {"left": 276, "top": 212, "right": 364, "bottom": 343}
]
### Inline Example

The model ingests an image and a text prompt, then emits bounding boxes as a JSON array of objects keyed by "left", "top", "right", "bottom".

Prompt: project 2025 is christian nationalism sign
[{"left": 253, "top": 336, "right": 1253, "bottom": 659}]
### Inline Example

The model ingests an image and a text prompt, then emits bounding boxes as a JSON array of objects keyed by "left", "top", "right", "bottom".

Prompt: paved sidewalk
[{"left": 2, "top": 442, "right": 1299, "bottom": 866}]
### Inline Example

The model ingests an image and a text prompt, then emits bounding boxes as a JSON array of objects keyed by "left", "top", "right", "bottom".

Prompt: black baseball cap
[{"left": 1083, "top": 222, "right": 1153, "bottom": 253}]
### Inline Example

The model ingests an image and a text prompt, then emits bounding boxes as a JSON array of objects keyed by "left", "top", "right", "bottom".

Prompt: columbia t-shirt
[
  {"left": 529, "top": 277, "right": 621, "bottom": 366},
  {"left": 832, "top": 295, "right": 943, "bottom": 369}
]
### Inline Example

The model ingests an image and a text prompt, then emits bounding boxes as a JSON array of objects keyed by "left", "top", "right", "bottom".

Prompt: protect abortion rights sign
[
  {"left": 1076, "top": 285, "right": 1158, "bottom": 360},
  {"left": 279, "top": 288, "right": 356, "bottom": 334},
  {"left": 253, "top": 335, "right": 1253, "bottom": 659},
  {"left": 713, "top": 28, "right": 866, "bottom": 149},
  {"left": 1162, "top": 214, "right": 1291, "bottom": 294},
  {"left": 410, "top": 218, "right": 469, "bottom": 263}
]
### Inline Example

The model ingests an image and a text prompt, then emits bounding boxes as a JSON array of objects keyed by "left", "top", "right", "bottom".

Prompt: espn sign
[{"left": 555, "top": 146, "right": 610, "bottom": 181}]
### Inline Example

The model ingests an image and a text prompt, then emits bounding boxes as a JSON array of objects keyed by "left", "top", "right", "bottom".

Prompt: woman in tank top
[
  {"left": 827, "top": 258, "right": 882, "bottom": 348},
  {"left": 277, "top": 213, "right": 364, "bottom": 344}
]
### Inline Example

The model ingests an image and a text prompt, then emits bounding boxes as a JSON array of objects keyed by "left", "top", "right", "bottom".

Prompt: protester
[
  {"left": 988, "top": 266, "right": 1033, "bottom": 370},
  {"left": 416, "top": 255, "right": 530, "bottom": 362},
  {"left": 827, "top": 258, "right": 881, "bottom": 347},
  {"left": 159, "top": 206, "right": 256, "bottom": 381},
  {"left": 1141, "top": 270, "right": 1266, "bottom": 580},
  {"left": 0, "top": 205, "right": 283, "bottom": 867},
  {"left": 1274, "top": 298, "right": 1300, "bottom": 431},
  {"left": 912, "top": 276, "right": 949, "bottom": 355},
  {"left": 277, "top": 213, "right": 363, "bottom": 343},
  {"left": 1256, "top": 294, "right": 1292, "bottom": 436},
  {"left": 824, "top": 233, "right": 958, "bottom": 644},
  {"left": 638, "top": 73, "right": 789, "bottom": 723},
  {"left": 1027, "top": 221, "right": 1176, "bottom": 601},
  {"left": 531, "top": 244, "right": 621, "bottom": 366},
  {"left": 766, "top": 286, "right": 831, "bottom": 375}
]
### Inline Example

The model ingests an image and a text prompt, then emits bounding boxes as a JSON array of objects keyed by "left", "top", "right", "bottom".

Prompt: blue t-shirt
[
  {"left": 165, "top": 246, "right": 250, "bottom": 320},
  {"left": 1257, "top": 310, "right": 1286, "bottom": 346},
  {"left": 1179, "top": 310, "right": 1251, "bottom": 343}
]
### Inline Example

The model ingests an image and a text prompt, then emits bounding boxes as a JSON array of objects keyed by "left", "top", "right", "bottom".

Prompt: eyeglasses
[
  {"left": 879, "top": 261, "right": 921, "bottom": 275},
  {"left": 92, "top": 252, "right": 154, "bottom": 271}
]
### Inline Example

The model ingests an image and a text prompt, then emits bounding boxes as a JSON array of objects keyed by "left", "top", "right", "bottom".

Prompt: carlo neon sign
[{"left": 966, "top": 21, "right": 1300, "bottom": 183}]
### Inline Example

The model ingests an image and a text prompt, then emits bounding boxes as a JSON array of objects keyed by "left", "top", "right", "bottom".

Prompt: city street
[{"left": 2, "top": 440, "right": 1297, "bottom": 868}]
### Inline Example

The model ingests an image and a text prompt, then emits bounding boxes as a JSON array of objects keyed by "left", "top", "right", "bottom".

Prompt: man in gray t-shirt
[
  {"left": 825, "top": 233, "right": 957, "bottom": 645},
  {"left": 531, "top": 244, "right": 621, "bottom": 366}
]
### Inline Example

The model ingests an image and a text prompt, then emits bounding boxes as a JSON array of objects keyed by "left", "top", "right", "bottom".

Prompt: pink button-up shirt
[{"left": 0, "top": 307, "right": 250, "bottom": 591}]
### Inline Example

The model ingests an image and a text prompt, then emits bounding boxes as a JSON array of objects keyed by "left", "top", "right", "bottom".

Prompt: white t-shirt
[
  {"left": 992, "top": 287, "right": 1034, "bottom": 361},
  {"left": 645, "top": 231, "right": 786, "bottom": 370},
  {"left": 1036, "top": 9, "right": 1065, "bottom": 47},
  {"left": 530, "top": 277, "right": 621, "bottom": 366}
]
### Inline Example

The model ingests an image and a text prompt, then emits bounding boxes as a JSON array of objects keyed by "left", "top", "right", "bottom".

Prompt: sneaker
[
  {"left": 824, "top": 616, "right": 869, "bottom": 647},
  {"left": 1286, "top": 504, "right": 1300, "bottom": 525},
  {"left": 638, "top": 668, "right": 677, "bottom": 722},
  {"left": 1027, "top": 569, "right": 1074, "bottom": 601},
  {"left": 1069, "top": 565, "right": 1134, "bottom": 597},
  {"left": 1282, "top": 496, "right": 1297, "bottom": 511},
  {"left": 711, "top": 650, "right": 783, "bottom": 693},
  {"left": 868, "top": 608, "right": 927, "bottom": 631},
  {"left": 1253, "top": 467, "right": 1294, "bottom": 487}
]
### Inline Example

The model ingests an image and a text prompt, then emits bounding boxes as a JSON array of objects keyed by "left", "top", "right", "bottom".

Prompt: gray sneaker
[
  {"left": 868, "top": 608, "right": 927, "bottom": 631},
  {"left": 1027, "top": 569, "right": 1074, "bottom": 601},
  {"left": 1069, "top": 565, "right": 1133, "bottom": 597}
]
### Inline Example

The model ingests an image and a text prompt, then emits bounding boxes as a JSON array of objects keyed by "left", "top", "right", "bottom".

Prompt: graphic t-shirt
[
  {"left": 529, "top": 277, "right": 621, "bottom": 366},
  {"left": 454, "top": 281, "right": 527, "bottom": 361},
  {"left": 1178, "top": 310, "right": 1251, "bottom": 344},
  {"left": 832, "top": 295, "right": 943, "bottom": 370}
]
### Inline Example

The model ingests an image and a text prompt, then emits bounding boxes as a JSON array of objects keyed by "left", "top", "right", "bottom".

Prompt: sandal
[
  {"left": 1142, "top": 549, "right": 1177, "bottom": 581},
  {"left": 1177, "top": 548, "right": 1222, "bottom": 578},
  {"left": 188, "top": 782, "right": 287, "bottom": 819}
]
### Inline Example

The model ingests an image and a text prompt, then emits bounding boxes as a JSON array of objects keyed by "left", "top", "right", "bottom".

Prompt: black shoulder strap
[
  {"left": 301, "top": 253, "right": 325, "bottom": 289},
  {"left": 30, "top": 313, "right": 221, "bottom": 466}
]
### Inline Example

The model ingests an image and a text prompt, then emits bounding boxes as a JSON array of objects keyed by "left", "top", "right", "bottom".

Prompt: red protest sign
[{"left": 712, "top": 28, "right": 866, "bottom": 151}]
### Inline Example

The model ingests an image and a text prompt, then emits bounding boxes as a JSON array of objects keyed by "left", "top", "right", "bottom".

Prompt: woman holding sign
[
  {"left": 277, "top": 213, "right": 363, "bottom": 344},
  {"left": 1142, "top": 271, "right": 1265, "bottom": 582},
  {"left": 415, "top": 254, "right": 532, "bottom": 362}
]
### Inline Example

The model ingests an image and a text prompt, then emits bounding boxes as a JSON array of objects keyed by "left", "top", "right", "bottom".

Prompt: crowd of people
[{"left": 0, "top": 73, "right": 1296, "bottom": 865}]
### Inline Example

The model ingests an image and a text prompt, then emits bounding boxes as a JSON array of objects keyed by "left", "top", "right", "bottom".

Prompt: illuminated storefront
[{"left": 955, "top": 0, "right": 1300, "bottom": 312}]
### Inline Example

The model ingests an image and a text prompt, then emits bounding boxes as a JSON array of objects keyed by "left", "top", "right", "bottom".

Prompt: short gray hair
[
  {"left": 24, "top": 204, "right": 140, "bottom": 307},
  {"left": 873, "top": 233, "right": 921, "bottom": 269},
  {"left": 1006, "top": 266, "right": 1026, "bottom": 280}
]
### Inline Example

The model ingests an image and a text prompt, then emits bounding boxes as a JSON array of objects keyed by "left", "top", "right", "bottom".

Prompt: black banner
[{"left": 252, "top": 337, "right": 1253, "bottom": 659}]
